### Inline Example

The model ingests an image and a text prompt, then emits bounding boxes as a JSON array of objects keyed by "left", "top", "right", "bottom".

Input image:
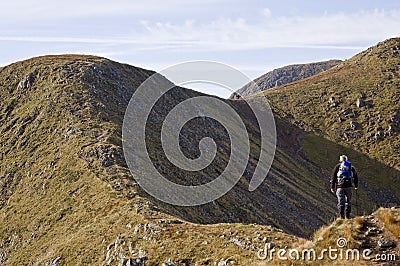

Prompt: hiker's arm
[
  {"left": 352, "top": 167, "right": 358, "bottom": 189},
  {"left": 330, "top": 164, "right": 339, "bottom": 192}
]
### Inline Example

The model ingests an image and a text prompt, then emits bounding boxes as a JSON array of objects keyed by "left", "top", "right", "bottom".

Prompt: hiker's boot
[
  {"left": 345, "top": 207, "right": 351, "bottom": 219},
  {"left": 339, "top": 206, "right": 345, "bottom": 219}
]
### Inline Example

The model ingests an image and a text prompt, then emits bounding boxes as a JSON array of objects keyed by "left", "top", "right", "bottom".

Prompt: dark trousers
[{"left": 336, "top": 187, "right": 352, "bottom": 218}]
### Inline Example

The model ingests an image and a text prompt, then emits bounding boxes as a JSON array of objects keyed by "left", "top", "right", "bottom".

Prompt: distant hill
[{"left": 230, "top": 59, "right": 342, "bottom": 98}]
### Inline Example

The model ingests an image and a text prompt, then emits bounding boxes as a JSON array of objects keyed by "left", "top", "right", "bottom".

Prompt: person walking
[{"left": 330, "top": 155, "right": 358, "bottom": 219}]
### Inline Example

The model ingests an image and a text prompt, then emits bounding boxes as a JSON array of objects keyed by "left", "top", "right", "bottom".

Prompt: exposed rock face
[{"left": 231, "top": 59, "right": 342, "bottom": 98}]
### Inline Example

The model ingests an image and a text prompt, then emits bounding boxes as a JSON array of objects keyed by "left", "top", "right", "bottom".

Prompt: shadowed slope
[{"left": 0, "top": 51, "right": 399, "bottom": 265}]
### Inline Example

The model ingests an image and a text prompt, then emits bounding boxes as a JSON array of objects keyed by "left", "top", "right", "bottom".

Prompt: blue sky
[{"left": 1, "top": 0, "right": 400, "bottom": 97}]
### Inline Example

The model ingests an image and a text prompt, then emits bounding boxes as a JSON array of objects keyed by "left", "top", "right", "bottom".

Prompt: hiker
[{"left": 330, "top": 155, "right": 358, "bottom": 219}]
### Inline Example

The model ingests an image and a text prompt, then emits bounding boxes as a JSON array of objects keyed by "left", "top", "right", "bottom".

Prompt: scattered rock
[
  {"left": 365, "top": 227, "right": 381, "bottom": 236},
  {"left": 128, "top": 242, "right": 135, "bottom": 255},
  {"left": 377, "top": 238, "right": 396, "bottom": 249},
  {"left": 133, "top": 224, "right": 141, "bottom": 234},
  {"left": 390, "top": 110, "right": 400, "bottom": 125},
  {"left": 343, "top": 132, "right": 350, "bottom": 141},
  {"left": 329, "top": 97, "right": 339, "bottom": 107},
  {"left": 100, "top": 146, "right": 124, "bottom": 167},
  {"left": 46, "top": 257, "right": 61, "bottom": 266},
  {"left": 157, "top": 219, "right": 183, "bottom": 225},
  {"left": 138, "top": 250, "right": 147, "bottom": 258},
  {"left": 79, "top": 144, "right": 125, "bottom": 168},
  {"left": 266, "top": 242, "right": 275, "bottom": 249},
  {"left": 114, "top": 235, "right": 125, "bottom": 250},
  {"left": 342, "top": 109, "right": 351, "bottom": 115},
  {"left": 0, "top": 251, "right": 7, "bottom": 265},
  {"left": 162, "top": 259, "right": 176, "bottom": 266},
  {"left": 350, "top": 121, "right": 357, "bottom": 130},
  {"left": 118, "top": 258, "right": 127, "bottom": 266},
  {"left": 17, "top": 73, "right": 35, "bottom": 90},
  {"left": 229, "top": 237, "right": 244, "bottom": 248},
  {"left": 375, "top": 131, "right": 384, "bottom": 141},
  {"left": 356, "top": 98, "right": 365, "bottom": 108},
  {"left": 126, "top": 257, "right": 146, "bottom": 266},
  {"left": 218, "top": 258, "right": 228, "bottom": 266},
  {"left": 387, "top": 125, "right": 393, "bottom": 136},
  {"left": 144, "top": 223, "right": 151, "bottom": 234},
  {"left": 176, "top": 230, "right": 184, "bottom": 235}
]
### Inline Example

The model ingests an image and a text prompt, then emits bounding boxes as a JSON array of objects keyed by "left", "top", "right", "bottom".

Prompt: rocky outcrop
[{"left": 231, "top": 59, "right": 341, "bottom": 98}]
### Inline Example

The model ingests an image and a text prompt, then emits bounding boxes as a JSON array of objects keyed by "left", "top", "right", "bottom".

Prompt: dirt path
[{"left": 355, "top": 214, "right": 399, "bottom": 265}]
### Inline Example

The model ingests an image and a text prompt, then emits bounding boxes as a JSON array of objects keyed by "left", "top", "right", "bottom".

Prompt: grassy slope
[
  {"left": 255, "top": 37, "right": 400, "bottom": 223},
  {"left": 0, "top": 55, "right": 142, "bottom": 264},
  {"left": 0, "top": 49, "right": 399, "bottom": 265},
  {"left": 262, "top": 38, "right": 400, "bottom": 171},
  {"left": 0, "top": 55, "right": 311, "bottom": 265}
]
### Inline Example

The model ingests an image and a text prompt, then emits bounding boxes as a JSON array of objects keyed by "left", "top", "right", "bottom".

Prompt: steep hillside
[
  {"left": 231, "top": 59, "right": 341, "bottom": 98},
  {"left": 0, "top": 53, "right": 399, "bottom": 265},
  {"left": 0, "top": 55, "right": 326, "bottom": 265},
  {"left": 261, "top": 38, "right": 400, "bottom": 171}
]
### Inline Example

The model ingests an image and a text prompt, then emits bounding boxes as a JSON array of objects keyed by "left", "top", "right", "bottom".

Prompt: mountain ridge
[
  {"left": 0, "top": 43, "right": 399, "bottom": 264},
  {"left": 230, "top": 59, "right": 342, "bottom": 98},
  {"left": 260, "top": 37, "right": 400, "bottom": 171}
]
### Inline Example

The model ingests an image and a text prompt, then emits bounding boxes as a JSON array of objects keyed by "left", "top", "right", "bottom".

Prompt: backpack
[{"left": 337, "top": 160, "right": 352, "bottom": 179}]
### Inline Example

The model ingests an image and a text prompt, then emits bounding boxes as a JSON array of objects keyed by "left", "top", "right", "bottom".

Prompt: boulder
[
  {"left": 46, "top": 257, "right": 61, "bottom": 266},
  {"left": 17, "top": 73, "right": 35, "bottom": 90},
  {"left": 356, "top": 98, "right": 365, "bottom": 108},
  {"left": 127, "top": 257, "right": 146, "bottom": 266},
  {"left": 377, "top": 238, "right": 396, "bottom": 249},
  {"left": 328, "top": 97, "right": 339, "bottom": 107},
  {"left": 375, "top": 131, "right": 384, "bottom": 141},
  {"left": 342, "top": 109, "right": 351, "bottom": 115},
  {"left": 162, "top": 259, "right": 176, "bottom": 266},
  {"left": 350, "top": 121, "right": 357, "bottom": 130}
]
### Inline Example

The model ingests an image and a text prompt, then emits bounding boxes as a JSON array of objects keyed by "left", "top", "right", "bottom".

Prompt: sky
[{"left": 1, "top": 0, "right": 400, "bottom": 98}]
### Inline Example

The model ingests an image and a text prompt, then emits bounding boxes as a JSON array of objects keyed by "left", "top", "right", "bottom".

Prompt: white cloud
[
  {"left": 262, "top": 8, "right": 272, "bottom": 18},
  {"left": 1, "top": 8, "right": 399, "bottom": 52},
  {"left": 135, "top": 9, "right": 400, "bottom": 51}
]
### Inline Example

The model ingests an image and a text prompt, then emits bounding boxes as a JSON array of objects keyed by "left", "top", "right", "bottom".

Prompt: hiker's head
[{"left": 339, "top": 155, "right": 348, "bottom": 162}]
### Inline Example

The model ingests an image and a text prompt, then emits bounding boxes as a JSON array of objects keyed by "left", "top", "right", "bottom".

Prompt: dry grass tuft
[
  {"left": 353, "top": 216, "right": 365, "bottom": 227},
  {"left": 377, "top": 208, "right": 400, "bottom": 237}
]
